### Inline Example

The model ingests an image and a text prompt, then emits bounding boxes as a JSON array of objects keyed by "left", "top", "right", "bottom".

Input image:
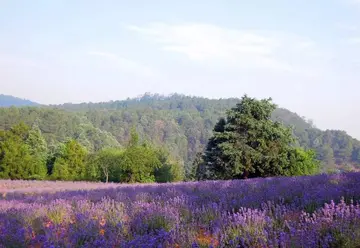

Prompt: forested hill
[
  {"left": 1, "top": 93, "right": 359, "bottom": 172},
  {"left": 0, "top": 94, "right": 39, "bottom": 107}
]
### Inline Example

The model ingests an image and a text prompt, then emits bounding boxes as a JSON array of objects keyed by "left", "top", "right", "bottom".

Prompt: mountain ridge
[{"left": 0, "top": 94, "right": 39, "bottom": 107}]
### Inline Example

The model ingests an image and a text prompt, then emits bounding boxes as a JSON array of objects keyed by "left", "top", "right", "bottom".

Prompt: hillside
[
  {"left": 0, "top": 93, "right": 359, "bottom": 173},
  {"left": 0, "top": 94, "right": 39, "bottom": 107}
]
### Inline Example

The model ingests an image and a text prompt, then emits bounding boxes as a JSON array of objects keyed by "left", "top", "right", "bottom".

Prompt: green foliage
[
  {"left": 119, "top": 143, "right": 161, "bottom": 183},
  {"left": 284, "top": 148, "right": 320, "bottom": 176},
  {"left": 26, "top": 125, "right": 48, "bottom": 179},
  {"left": 86, "top": 148, "right": 124, "bottom": 182},
  {"left": 185, "top": 152, "right": 203, "bottom": 181},
  {"left": 0, "top": 123, "right": 47, "bottom": 179},
  {"left": 86, "top": 134, "right": 183, "bottom": 183},
  {"left": 154, "top": 148, "right": 184, "bottom": 183},
  {"left": 0, "top": 122, "right": 184, "bottom": 183},
  {"left": 74, "top": 123, "right": 121, "bottom": 152},
  {"left": 199, "top": 95, "right": 319, "bottom": 179},
  {"left": 51, "top": 157, "right": 70, "bottom": 181},
  {"left": 84, "top": 153, "right": 101, "bottom": 181},
  {"left": 154, "top": 162, "right": 184, "bottom": 182},
  {"left": 1, "top": 94, "right": 360, "bottom": 181},
  {"left": 51, "top": 140, "right": 88, "bottom": 181},
  {"left": 128, "top": 126, "right": 139, "bottom": 147}
]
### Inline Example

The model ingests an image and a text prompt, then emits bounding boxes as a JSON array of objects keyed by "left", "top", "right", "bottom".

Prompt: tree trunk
[
  {"left": 105, "top": 173, "right": 109, "bottom": 183},
  {"left": 242, "top": 170, "right": 249, "bottom": 179}
]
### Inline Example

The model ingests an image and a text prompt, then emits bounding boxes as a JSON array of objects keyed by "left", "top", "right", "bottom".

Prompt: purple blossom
[{"left": 1, "top": 173, "right": 360, "bottom": 247}]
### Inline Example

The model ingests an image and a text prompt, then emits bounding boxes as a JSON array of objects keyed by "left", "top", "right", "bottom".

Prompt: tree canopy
[
  {"left": 0, "top": 123, "right": 47, "bottom": 179},
  {"left": 0, "top": 121, "right": 182, "bottom": 183},
  {"left": 197, "top": 95, "right": 320, "bottom": 180},
  {"left": 51, "top": 139, "right": 88, "bottom": 181}
]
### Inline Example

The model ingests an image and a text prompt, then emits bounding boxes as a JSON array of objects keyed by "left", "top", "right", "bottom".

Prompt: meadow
[{"left": 1, "top": 173, "right": 360, "bottom": 248}]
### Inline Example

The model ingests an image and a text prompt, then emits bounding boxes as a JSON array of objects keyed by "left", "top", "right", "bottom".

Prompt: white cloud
[
  {"left": 127, "top": 23, "right": 319, "bottom": 74},
  {"left": 87, "top": 51, "right": 158, "bottom": 78}
]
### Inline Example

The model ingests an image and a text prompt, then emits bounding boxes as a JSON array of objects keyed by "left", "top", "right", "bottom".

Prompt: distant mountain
[
  {"left": 0, "top": 94, "right": 39, "bottom": 107},
  {"left": 0, "top": 93, "right": 359, "bottom": 173}
]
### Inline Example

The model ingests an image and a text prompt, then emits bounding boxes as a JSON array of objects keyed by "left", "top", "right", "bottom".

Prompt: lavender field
[{"left": 1, "top": 173, "right": 360, "bottom": 248}]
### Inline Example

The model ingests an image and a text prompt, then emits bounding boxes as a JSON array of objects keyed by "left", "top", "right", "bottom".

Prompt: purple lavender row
[{"left": 1, "top": 172, "right": 360, "bottom": 247}]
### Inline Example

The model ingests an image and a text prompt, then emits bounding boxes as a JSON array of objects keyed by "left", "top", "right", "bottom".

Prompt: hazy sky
[{"left": 1, "top": 0, "right": 360, "bottom": 138}]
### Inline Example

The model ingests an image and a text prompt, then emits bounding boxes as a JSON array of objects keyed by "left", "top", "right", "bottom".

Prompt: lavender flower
[{"left": 1, "top": 173, "right": 360, "bottom": 247}]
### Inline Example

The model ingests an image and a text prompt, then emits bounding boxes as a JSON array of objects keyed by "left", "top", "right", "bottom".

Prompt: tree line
[
  {"left": 0, "top": 124, "right": 183, "bottom": 182},
  {"left": 0, "top": 93, "right": 359, "bottom": 180},
  {"left": 0, "top": 95, "right": 322, "bottom": 182}
]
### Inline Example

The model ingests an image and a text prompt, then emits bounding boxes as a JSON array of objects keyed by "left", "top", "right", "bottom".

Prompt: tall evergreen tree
[
  {"left": 26, "top": 125, "right": 48, "bottom": 179},
  {"left": 200, "top": 95, "right": 319, "bottom": 180},
  {"left": 186, "top": 152, "right": 203, "bottom": 181},
  {"left": 154, "top": 148, "right": 184, "bottom": 182}
]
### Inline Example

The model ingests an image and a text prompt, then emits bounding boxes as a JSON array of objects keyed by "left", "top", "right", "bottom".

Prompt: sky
[{"left": 1, "top": 0, "right": 360, "bottom": 138}]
